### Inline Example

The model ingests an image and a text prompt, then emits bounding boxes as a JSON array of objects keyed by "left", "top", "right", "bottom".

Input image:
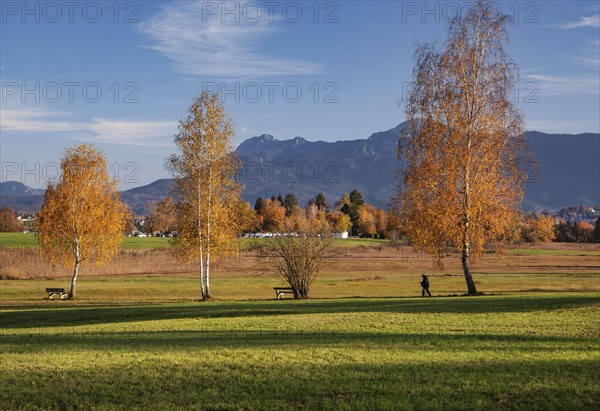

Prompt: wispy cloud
[
  {"left": 523, "top": 74, "right": 599, "bottom": 96},
  {"left": 74, "top": 118, "right": 175, "bottom": 146},
  {"left": 1, "top": 107, "right": 175, "bottom": 146},
  {"left": 559, "top": 14, "right": 600, "bottom": 29},
  {"left": 239, "top": 126, "right": 259, "bottom": 135},
  {"left": 1, "top": 108, "right": 80, "bottom": 133},
  {"left": 137, "top": 1, "right": 320, "bottom": 78},
  {"left": 568, "top": 39, "right": 600, "bottom": 69}
]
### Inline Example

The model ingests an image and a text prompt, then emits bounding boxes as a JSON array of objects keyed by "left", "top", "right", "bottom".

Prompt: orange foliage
[
  {"left": 36, "top": 144, "right": 126, "bottom": 298},
  {"left": 396, "top": 3, "right": 534, "bottom": 295}
]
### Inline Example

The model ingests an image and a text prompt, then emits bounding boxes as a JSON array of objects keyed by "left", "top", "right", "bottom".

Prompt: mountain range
[{"left": 2, "top": 123, "right": 598, "bottom": 214}]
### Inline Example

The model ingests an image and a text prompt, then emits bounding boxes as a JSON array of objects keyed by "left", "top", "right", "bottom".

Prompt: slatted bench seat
[
  {"left": 273, "top": 287, "right": 296, "bottom": 300},
  {"left": 46, "top": 288, "right": 68, "bottom": 299}
]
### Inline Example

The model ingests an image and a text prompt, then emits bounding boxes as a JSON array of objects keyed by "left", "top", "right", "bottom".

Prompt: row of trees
[
  {"left": 35, "top": 93, "right": 243, "bottom": 300},
  {"left": 520, "top": 214, "right": 600, "bottom": 243},
  {"left": 34, "top": 3, "right": 586, "bottom": 299},
  {"left": 247, "top": 190, "right": 390, "bottom": 237},
  {"left": 142, "top": 189, "right": 392, "bottom": 238},
  {"left": 140, "top": 196, "right": 600, "bottom": 247},
  {"left": 142, "top": 192, "right": 600, "bottom": 244},
  {"left": 554, "top": 219, "right": 600, "bottom": 243}
]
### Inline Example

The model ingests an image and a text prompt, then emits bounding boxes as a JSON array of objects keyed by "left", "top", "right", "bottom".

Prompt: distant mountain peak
[
  {"left": 292, "top": 136, "right": 306, "bottom": 145},
  {"left": 257, "top": 134, "right": 277, "bottom": 141},
  {"left": 2, "top": 125, "right": 598, "bottom": 214}
]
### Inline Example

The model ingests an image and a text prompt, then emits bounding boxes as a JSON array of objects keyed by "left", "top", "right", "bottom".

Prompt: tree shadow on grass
[
  {"left": 1, "top": 353, "right": 598, "bottom": 410},
  {"left": 1, "top": 294, "right": 598, "bottom": 329},
  {"left": 2, "top": 329, "right": 598, "bottom": 353}
]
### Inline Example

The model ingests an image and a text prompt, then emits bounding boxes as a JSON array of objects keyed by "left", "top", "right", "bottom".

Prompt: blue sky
[{"left": 1, "top": 0, "right": 599, "bottom": 189}]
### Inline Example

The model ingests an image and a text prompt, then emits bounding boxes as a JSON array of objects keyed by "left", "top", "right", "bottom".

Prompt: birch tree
[
  {"left": 168, "top": 92, "right": 242, "bottom": 300},
  {"left": 396, "top": 2, "right": 533, "bottom": 295},
  {"left": 37, "top": 144, "right": 126, "bottom": 299}
]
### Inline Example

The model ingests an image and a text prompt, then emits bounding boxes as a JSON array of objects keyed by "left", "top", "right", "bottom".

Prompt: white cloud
[
  {"left": 1, "top": 107, "right": 175, "bottom": 146},
  {"left": 523, "top": 74, "right": 599, "bottom": 96},
  {"left": 571, "top": 54, "right": 600, "bottom": 69},
  {"left": 137, "top": 1, "right": 320, "bottom": 78},
  {"left": 1, "top": 108, "right": 80, "bottom": 133},
  {"left": 74, "top": 118, "right": 175, "bottom": 146},
  {"left": 239, "top": 126, "right": 258, "bottom": 135},
  {"left": 568, "top": 39, "right": 600, "bottom": 69},
  {"left": 560, "top": 14, "right": 600, "bottom": 29}
]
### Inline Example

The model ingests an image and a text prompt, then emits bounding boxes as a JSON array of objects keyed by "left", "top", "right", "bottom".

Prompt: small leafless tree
[
  {"left": 271, "top": 234, "right": 332, "bottom": 299},
  {"left": 261, "top": 214, "right": 333, "bottom": 299}
]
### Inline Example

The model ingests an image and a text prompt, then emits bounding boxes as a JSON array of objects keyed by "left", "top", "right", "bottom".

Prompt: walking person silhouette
[{"left": 420, "top": 274, "right": 432, "bottom": 297}]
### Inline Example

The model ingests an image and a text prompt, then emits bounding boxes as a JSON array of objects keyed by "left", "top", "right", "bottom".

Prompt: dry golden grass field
[{"left": 1, "top": 237, "right": 598, "bottom": 306}]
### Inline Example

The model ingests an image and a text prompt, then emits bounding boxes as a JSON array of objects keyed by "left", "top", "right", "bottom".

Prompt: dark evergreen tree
[
  {"left": 254, "top": 197, "right": 263, "bottom": 213},
  {"left": 349, "top": 189, "right": 364, "bottom": 206},
  {"left": 283, "top": 193, "right": 298, "bottom": 217},
  {"left": 340, "top": 203, "right": 351, "bottom": 216},
  {"left": 314, "top": 193, "right": 327, "bottom": 211},
  {"left": 339, "top": 192, "right": 362, "bottom": 236}
]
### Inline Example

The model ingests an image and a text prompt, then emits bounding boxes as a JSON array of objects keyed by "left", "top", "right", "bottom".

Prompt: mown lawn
[
  {"left": 0, "top": 232, "right": 175, "bottom": 249},
  {"left": 0, "top": 232, "right": 388, "bottom": 250},
  {"left": 1, "top": 294, "right": 599, "bottom": 410},
  {"left": 0, "top": 232, "right": 38, "bottom": 248}
]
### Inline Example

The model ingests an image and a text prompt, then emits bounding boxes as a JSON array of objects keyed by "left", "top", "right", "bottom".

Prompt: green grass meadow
[
  {"left": 1, "top": 232, "right": 599, "bottom": 409},
  {"left": 0, "top": 232, "right": 389, "bottom": 250},
  {"left": 1, "top": 295, "right": 599, "bottom": 410}
]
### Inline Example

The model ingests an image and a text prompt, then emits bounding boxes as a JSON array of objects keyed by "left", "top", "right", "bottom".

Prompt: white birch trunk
[
  {"left": 69, "top": 240, "right": 80, "bottom": 299},
  {"left": 198, "top": 189, "right": 205, "bottom": 300},
  {"left": 205, "top": 165, "right": 212, "bottom": 299}
]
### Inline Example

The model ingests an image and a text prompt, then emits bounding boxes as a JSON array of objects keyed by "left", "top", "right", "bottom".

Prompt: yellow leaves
[
  {"left": 37, "top": 144, "right": 125, "bottom": 269},
  {"left": 397, "top": 2, "right": 530, "bottom": 269},
  {"left": 326, "top": 210, "right": 352, "bottom": 233},
  {"left": 523, "top": 215, "right": 556, "bottom": 242},
  {"left": 171, "top": 92, "right": 242, "bottom": 262},
  {"left": 259, "top": 199, "right": 287, "bottom": 232}
]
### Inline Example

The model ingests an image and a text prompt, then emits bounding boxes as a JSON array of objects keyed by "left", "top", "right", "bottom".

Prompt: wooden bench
[
  {"left": 46, "top": 288, "right": 68, "bottom": 299},
  {"left": 273, "top": 287, "right": 296, "bottom": 300}
]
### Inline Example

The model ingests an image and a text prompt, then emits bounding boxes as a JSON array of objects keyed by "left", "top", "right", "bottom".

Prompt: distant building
[{"left": 331, "top": 232, "right": 349, "bottom": 239}]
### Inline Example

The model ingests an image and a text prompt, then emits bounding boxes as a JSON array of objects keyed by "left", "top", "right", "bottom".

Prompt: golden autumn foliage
[
  {"left": 168, "top": 91, "right": 242, "bottom": 300},
  {"left": 260, "top": 198, "right": 287, "bottom": 232},
  {"left": 145, "top": 197, "right": 177, "bottom": 234},
  {"left": 522, "top": 215, "right": 556, "bottom": 242},
  {"left": 326, "top": 210, "right": 352, "bottom": 234},
  {"left": 36, "top": 144, "right": 126, "bottom": 298},
  {"left": 357, "top": 205, "right": 376, "bottom": 237},
  {"left": 236, "top": 201, "right": 262, "bottom": 234},
  {"left": 0, "top": 207, "right": 24, "bottom": 232},
  {"left": 397, "top": 2, "right": 534, "bottom": 295}
]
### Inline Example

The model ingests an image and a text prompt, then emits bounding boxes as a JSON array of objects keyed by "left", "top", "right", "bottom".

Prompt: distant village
[{"left": 6, "top": 200, "right": 600, "bottom": 244}]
